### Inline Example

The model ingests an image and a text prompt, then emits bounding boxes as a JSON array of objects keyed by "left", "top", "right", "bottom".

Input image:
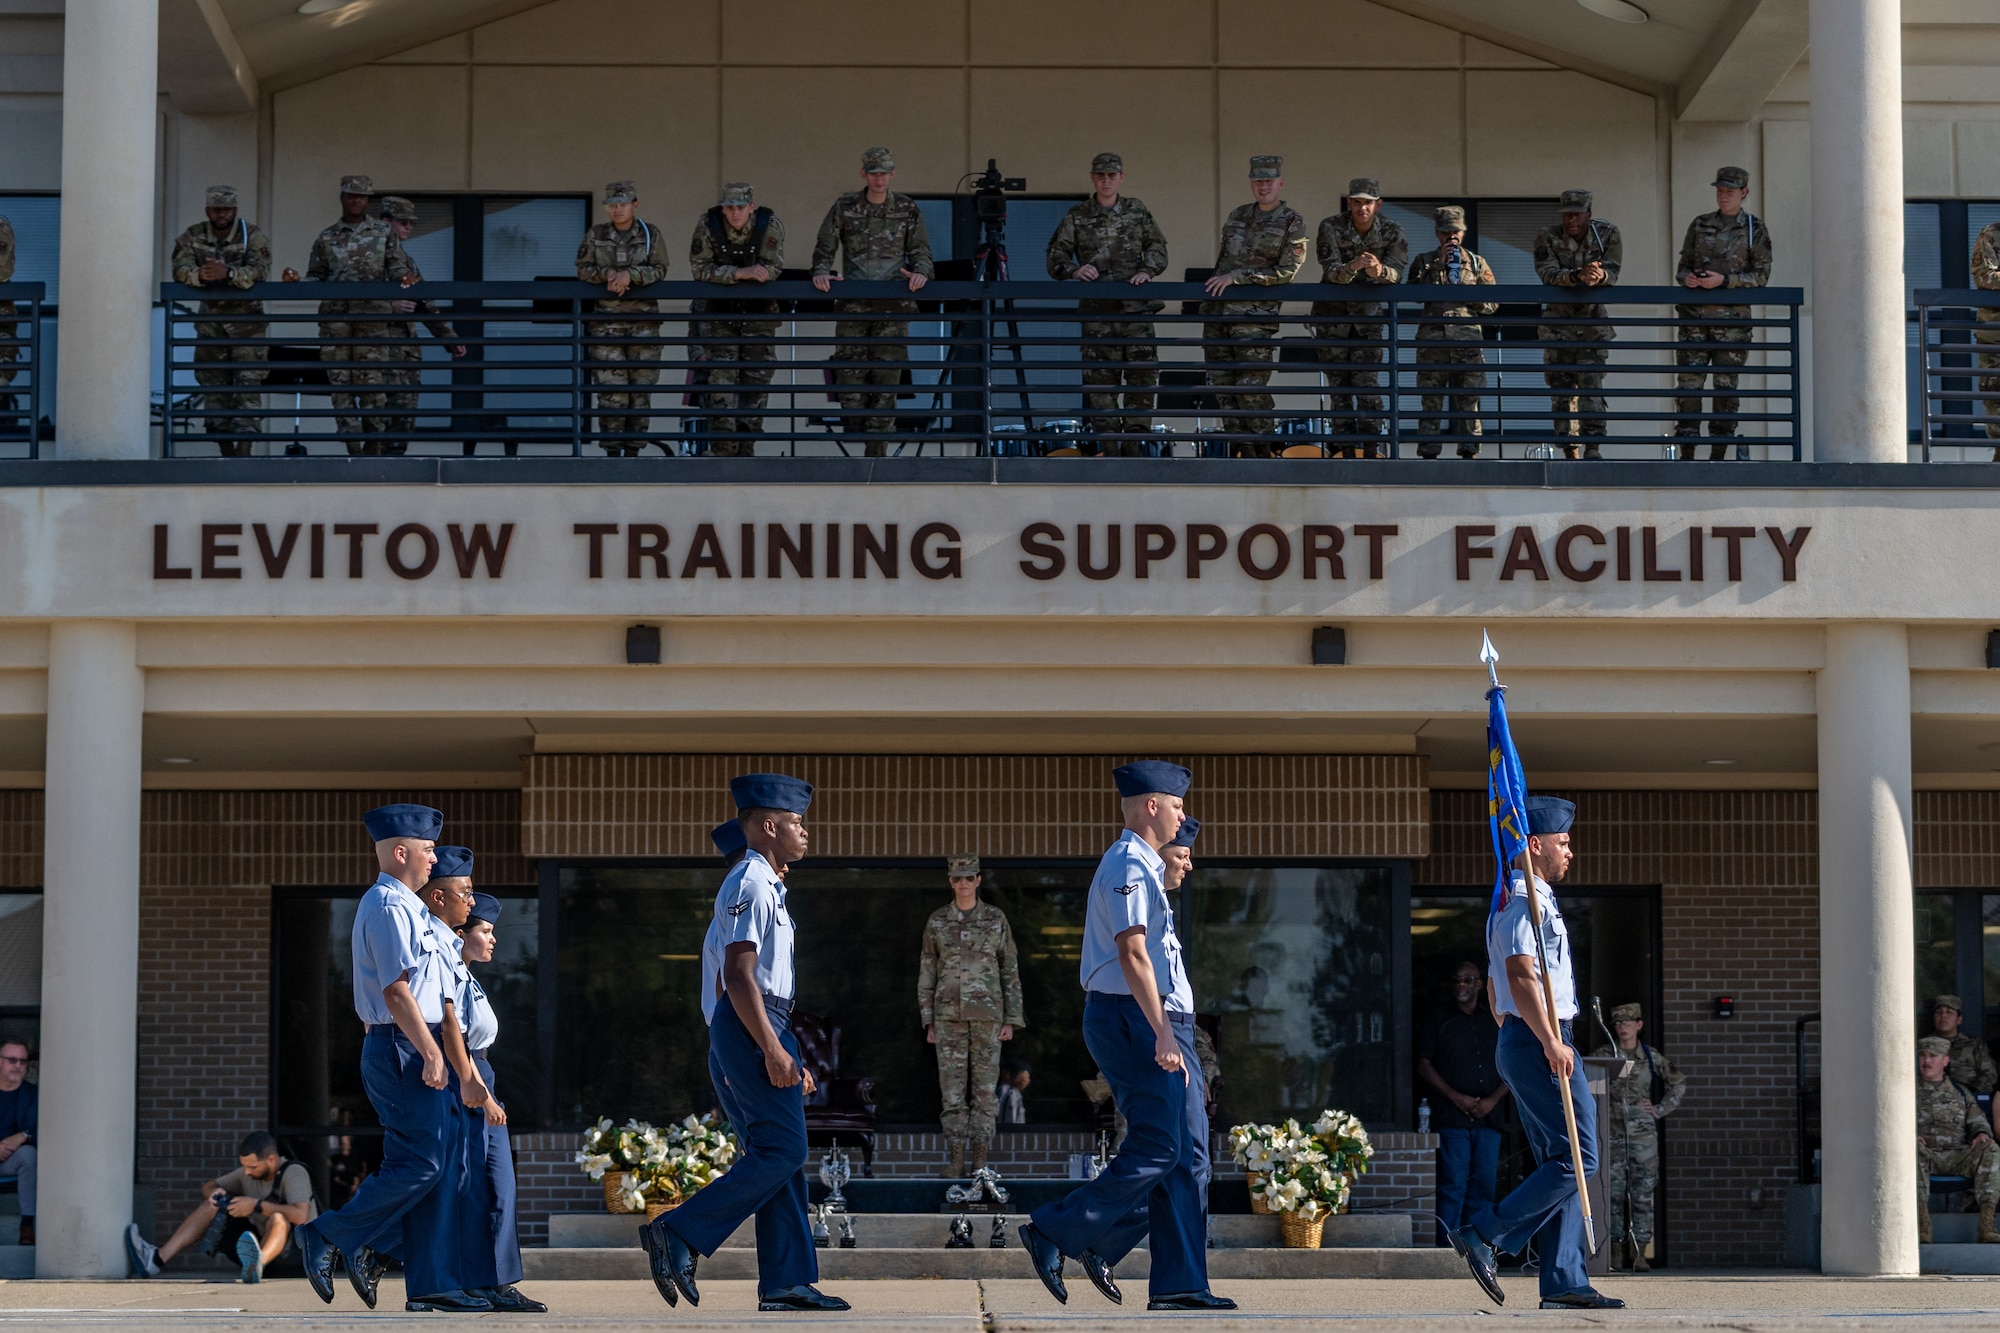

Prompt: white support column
[
  {"left": 1816, "top": 622, "right": 1915, "bottom": 1275},
  {"left": 1807, "top": 0, "right": 1905, "bottom": 463},
  {"left": 36, "top": 623, "right": 143, "bottom": 1277},
  {"left": 55, "top": 1, "right": 159, "bottom": 460}
]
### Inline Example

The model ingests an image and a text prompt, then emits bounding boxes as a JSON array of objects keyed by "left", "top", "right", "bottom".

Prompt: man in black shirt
[
  {"left": 1416, "top": 962, "right": 1510, "bottom": 1246},
  {"left": 0, "top": 1040, "right": 33, "bottom": 1245}
]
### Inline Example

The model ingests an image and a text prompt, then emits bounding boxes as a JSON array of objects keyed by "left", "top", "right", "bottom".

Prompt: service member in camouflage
[
  {"left": 1674, "top": 166, "right": 1773, "bottom": 460},
  {"left": 1046, "top": 152, "right": 1169, "bottom": 453},
  {"left": 1311, "top": 178, "right": 1406, "bottom": 457},
  {"left": 576, "top": 181, "right": 668, "bottom": 456},
  {"left": 1917, "top": 1033, "right": 2000, "bottom": 1244},
  {"left": 918, "top": 854, "right": 1024, "bottom": 1178},
  {"left": 1534, "top": 190, "right": 1622, "bottom": 460},
  {"left": 377, "top": 196, "right": 466, "bottom": 453},
  {"left": 1586, "top": 1003, "right": 1686, "bottom": 1271},
  {"left": 303, "top": 175, "right": 415, "bottom": 454},
  {"left": 170, "top": 186, "right": 274, "bottom": 456},
  {"left": 1970, "top": 220, "right": 2000, "bottom": 461},
  {"left": 1930, "top": 995, "right": 1999, "bottom": 1095},
  {"left": 1406, "top": 206, "right": 1497, "bottom": 458},
  {"left": 689, "top": 182, "right": 786, "bottom": 456},
  {"left": 1202, "top": 156, "right": 1308, "bottom": 455},
  {"left": 811, "top": 147, "right": 935, "bottom": 455}
]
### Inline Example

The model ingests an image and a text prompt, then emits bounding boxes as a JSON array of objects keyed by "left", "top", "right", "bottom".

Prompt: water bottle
[{"left": 1417, "top": 1098, "right": 1432, "bottom": 1134}]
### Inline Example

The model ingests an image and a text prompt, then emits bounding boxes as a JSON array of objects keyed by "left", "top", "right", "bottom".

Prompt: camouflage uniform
[
  {"left": 811, "top": 149, "right": 935, "bottom": 454},
  {"left": 1534, "top": 192, "right": 1622, "bottom": 457},
  {"left": 918, "top": 893, "right": 1024, "bottom": 1168},
  {"left": 171, "top": 193, "right": 274, "bottom": 454},
  {"left": 1586, "top": 1031, "right": 1685, "bottom": 1254},
  {"left": 1931, "top": 996, "right": 1999, "bottom": 1094},
  {"left": 1046, "top": 159, "right": 1169, "bottom": 452},
  {"left": 689, "top": 184, "right": 786, "bottom": 456},
  {"left": 1311, "top": 182, "right": 1407, "bottom": 455},
  {"left": 1917, "top": 1038, "right": 2000, "bottom": 1243},
  {"left": 1202, "top": 159, "right": 1308, "bottom": 454},
  {"left": 1674, "top": 168, "right": 1773, "bottom": 458},
  {"left": 306, "top": 177, "right": 414, "bottom": 454},
  {"left": 576, "top": 182, "right": 667, "bottom": 456},
  {"left": 1407, "top": 211, "right": 1497, "bottom": 457},
  {"left": 376, "top": 198, "right": 457, "bottom": 453},
  {"left": 0, "top": 214, "right": 17, "bottom": 401},
  {"left": 1970, "top": 222, "right": 2000, "bottom": 458}
]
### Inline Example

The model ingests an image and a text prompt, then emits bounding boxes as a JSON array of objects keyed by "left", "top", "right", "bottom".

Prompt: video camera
[{"left": 971, "top": 158, "right": 1027, "bottom": 227}]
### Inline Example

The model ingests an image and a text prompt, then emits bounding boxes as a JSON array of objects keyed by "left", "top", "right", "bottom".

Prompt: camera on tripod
[{"left": 972, "top": 158, "right": 1027, "bottom": 226}]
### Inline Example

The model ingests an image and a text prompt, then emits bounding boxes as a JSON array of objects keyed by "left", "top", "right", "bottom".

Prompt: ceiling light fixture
[
  {"left": 160, "top": 756, "right": 195, "bottom": 764},
  {"left": 298, "top": 0, "right": 361, "bottom": 15},
  {"left": 1576, "top": 0, "right": 1649, "bottom": 22},
  {"left": 1704, "top": 758, "right": 1738, "bottom": 766}
]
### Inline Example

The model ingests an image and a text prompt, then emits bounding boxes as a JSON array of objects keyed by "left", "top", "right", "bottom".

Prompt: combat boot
[
  {"left": 970, "top": 1139, "right": 989, "bottom": 1174},
  {"left": 1630, "top": 1243, "right": 1651, "bottom": 1272},
  {"left": 1980, "top": 1203, "right": 1999, "bottom": 1244},
  {"left": 947, "top": 1138, "right": 966, "bottom": 1179},
  {"left": 1918, "top": 1197, "right": 1932, "bottom": 1244}
]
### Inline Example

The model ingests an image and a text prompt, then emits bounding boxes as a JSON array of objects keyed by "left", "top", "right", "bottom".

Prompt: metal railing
[
  {"left": 159, "top": 279, "right": 1801, "bottom": 460},
  {"left": 1914, "top": 287, "right": 2000, "bottom": 460},
  {"left": 0, "top": 283, "right": 45, "bottom": 460}
]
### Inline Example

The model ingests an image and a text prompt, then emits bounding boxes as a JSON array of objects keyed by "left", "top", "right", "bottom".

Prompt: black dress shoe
[
  {"left": 637, "top": 1220, "right": 679, "bottom": 1307},
  {"left": 294, "top": 1223, "right": 338, "bottom": 1305},
  {"left": 1148, "top": 1291, "right": 1238, "bottom": 1311},
  {"left": 645, "top": 1216, "right": 701, "bottom": 1308},
  {"left": 1444, "top": 1223, "right": 1505, "bottom": 1306},
  {"left": 405, "top": 1290, "right": 495, "bottom": 1313},
  {"left": 1540, "top": 1287, "right": 1625, "bottom": 1310},
  {"left": 758, "top": 1284, "right": 851, "bottom": 1312},
  {"left": 1016, "top": 1223, "right": 1068, "bottom": 1305},
  {"left": 1078, "top": 1249, "right": 1121, "bottom": 1305},
  {"left": 346, "top": 1245, "right": 387, "bottom": 1310},
  {"left": 478, "top": 1284, "right": 548, "bottom": 1313}
]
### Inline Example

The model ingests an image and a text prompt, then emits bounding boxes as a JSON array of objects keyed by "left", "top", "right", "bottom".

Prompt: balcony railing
[
  {"left": 0, "top": 283, "right": 45, "bottom": 458},
  {"left": 151, "top": 278, "right": 1803, "bottom": 461},
  {"left": 1914, "top": 288, "right": 2000, "bottom": 460}
]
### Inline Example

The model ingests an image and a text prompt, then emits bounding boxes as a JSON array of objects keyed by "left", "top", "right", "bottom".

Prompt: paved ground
[{"left": 1, "top": 1276, "right": 1999, "bottom": 1328}]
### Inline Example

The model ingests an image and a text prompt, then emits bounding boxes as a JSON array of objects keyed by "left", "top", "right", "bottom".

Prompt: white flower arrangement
[
  {"left": 575, "top": 1112, "right": 742, "bottom": 1200},
  {"left": 1229, "top": 1110, "right": 1373, "bottom": 1220}
]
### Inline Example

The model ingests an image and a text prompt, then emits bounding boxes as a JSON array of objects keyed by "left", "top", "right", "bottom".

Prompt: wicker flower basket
[
  {"left": 645, "top": 1198, "right": 680, "bottom": 1222},
  {"left": 602, "top": 1171, "right": 639, "bottom": 1214},
  {"left": 1279, "top": 1211, "right": 1324, "bottom": 1249},
  {"left": 1246, "top": 1172, "right": 1274, "bottom": 1215}
]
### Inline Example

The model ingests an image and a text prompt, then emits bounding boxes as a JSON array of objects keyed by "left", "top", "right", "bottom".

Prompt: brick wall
[{"left": 1418, "top": 789, "right": 1818, "bottom": 1267}]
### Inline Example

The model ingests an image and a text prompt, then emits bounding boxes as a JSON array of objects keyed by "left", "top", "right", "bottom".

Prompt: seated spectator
[
  {"left": 0, "top": 1040, "right": 34, "bottom": 1245},
  {"left": 125, "top": 1131, "right": 316, "bottom": 1282},
  {"left": 997, "top": 1059, "right": 1031, "bottom": 1125},
  {"left": 1931, "top": 995, "right": 1998, "bottom": 1095}
]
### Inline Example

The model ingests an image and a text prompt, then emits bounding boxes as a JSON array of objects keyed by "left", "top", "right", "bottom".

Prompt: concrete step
[
  {"left": 547, "top": 1211, "right": 1414, "bottom": 1251},
  {"left": 522, "top": 1244, "right": 1461, "bottom": 1283},
  {"left": 1931, "top": 1213, "right": 1983, "bottom": 1244},
  {"left": 0, "top": 1244, "right": 32, "bottom": 1279},
  {"left": 1921, "top": 1242, "right": 2000, "bottom": 1274}
]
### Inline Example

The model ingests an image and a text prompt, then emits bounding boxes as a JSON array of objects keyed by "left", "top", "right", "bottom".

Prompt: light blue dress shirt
[
  {"left": 713, "top": 850, "right": 796, "bottom": 1002},
  {"left": 699, "top": 915, "right": 724, "bottom": 1025},
  {"left": 1079, "top": 830, "right": 1194, "bottom": 1013},
  {"left": 350, "top": 873, "right": 449, "bottom": 1026},
  {"left": 457, "top": 969, "right": 500, "bottom": 1051},
  {"left": 1486, "top": 871, "right": 1579, "bottom": 1021}
]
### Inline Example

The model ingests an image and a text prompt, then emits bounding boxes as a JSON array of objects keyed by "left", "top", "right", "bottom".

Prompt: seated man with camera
[{"left": 125, "top": 1131, "right": 316, "bottom": 1282}]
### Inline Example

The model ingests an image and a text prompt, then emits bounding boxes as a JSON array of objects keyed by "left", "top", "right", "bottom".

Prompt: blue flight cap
[
  {"left": 430, "top": 845, "right": 474, "bottom": 879},
  {"left": 466, "top": 892, "right": 502, "bottom": 925},
  {"left": 363, "top": 803, "right": 443, "bottom": 842},
  {"left": 710, "top": 818, "right": 748, "bottom": 856},
  {"left": 1112, "top": 760, "right": 1192, "bottom": 799},
  {"left": 1525, "top": 796, "right": 1576, "bottom": 836},
  {"left": 730, "top": 773, "right": 814, "bottom": 814},
  {"left": 1168, "top": 816, "right": 1201, "bottom": 848}
]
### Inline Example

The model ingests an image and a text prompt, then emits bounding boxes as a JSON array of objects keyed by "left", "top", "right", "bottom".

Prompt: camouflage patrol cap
[
  {"left": 1609, "top": 1002, "right": 1642, "bottom": 1023},
  {"left": 1711, "top": 165, "right": 1750, "bottom": 189},
  {"left": 339, "top": 175, "right": 373, "bottom": 197},
  {"left": 718, "top": 182, "right": 755, "bottom": 207},
  {"left": 861, "top": 147, "right": 895, "bottom": 173},
  {"left": 1919, "top": 1035, "right": 1952, "bottom": 1057},
  {"left": 603, "top": 180, "right": 638, "bottom": 204},
  {"left": 205, "top": 185, "right": 239, "bottom": 208},
  {"left": 1248, "top": 155, "right": 1283, "bottom": 179},
  {"left": 378, "top": 195, "right": 417, "bottom": 223},
  {"left": 1346, "top": 178, "right": 1381, "bottom": 201},
  {"left": 1091, "top": 152, "right": 1124, "bottom": 174},
  {"left": 947, "top": 855, "right": 981, "bottom": 878},
  {"left": 1558, "top": 189, "right": 1594, "bottom": 214},
  {"left": 1434, "top": 204, "right": 1467, "bottom": 231},
  {"left": 1934, "top": 994, "right": 1965, "bottom": 1013}
]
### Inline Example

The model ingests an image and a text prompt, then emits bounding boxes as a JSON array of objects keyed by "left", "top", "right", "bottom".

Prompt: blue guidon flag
[{"left": 1486, "top": 682, "right": 1531, "bottom": 915}]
